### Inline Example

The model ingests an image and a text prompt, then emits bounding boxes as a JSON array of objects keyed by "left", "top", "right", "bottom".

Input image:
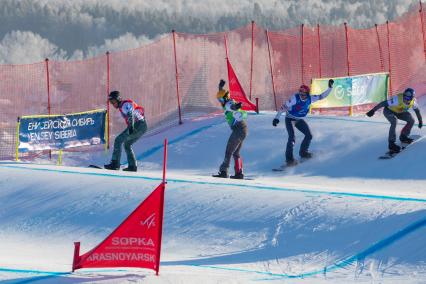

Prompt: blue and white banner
[{"left": 18, "top": 109, "right": 107, "bottom": 152}]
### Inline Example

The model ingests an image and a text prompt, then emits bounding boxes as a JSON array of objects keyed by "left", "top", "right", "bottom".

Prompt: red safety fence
[{"left": 1, "top": 4, "right": 425, "bottom": 160}]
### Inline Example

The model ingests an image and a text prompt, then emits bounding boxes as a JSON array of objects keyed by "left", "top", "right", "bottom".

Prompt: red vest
[{"left": 119, "top": 99, "right": 145, "bottom": 126}]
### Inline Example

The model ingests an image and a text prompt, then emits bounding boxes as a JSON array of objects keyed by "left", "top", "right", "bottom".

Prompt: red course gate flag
[
  {"left": 72, "top": 182, "right": 165, "bottom": 274},
  {"left": 226, "top": 58, "right": 257, "bottom": 112}
]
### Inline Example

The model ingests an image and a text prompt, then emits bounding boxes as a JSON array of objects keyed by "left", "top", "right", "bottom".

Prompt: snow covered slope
[{"left": 0, "top": 104, "right": 425, "bottom": 283}]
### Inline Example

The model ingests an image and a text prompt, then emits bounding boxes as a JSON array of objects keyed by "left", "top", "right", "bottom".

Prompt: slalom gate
[{"left": 72, "top": 139, "right": 168, "bottom": 274}]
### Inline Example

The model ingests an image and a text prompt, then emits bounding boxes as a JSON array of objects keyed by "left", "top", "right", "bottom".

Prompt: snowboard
[
  {"left": 272, "top": 156, "right": 312, "bottom": 171},
  {"left": 231, "top": 176, "right": 255, "bottom": 180},
  {"left": 272, "top": 163, "right": 297, "bottom": 172},
  {"left": 378, "top": 135, "right": 422, "bottom": 159},
  {"left": 88, "top": 164, "right": 103, "bottom": 169},
  {"left": 89, "top": 165, "right": 138, "bottom": 172},
  {"left": 211, "top": 174, "right": 255, "bottom": 180}
]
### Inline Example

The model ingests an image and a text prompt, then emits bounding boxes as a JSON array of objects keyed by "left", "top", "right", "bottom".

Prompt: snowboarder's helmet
[
  {"left": 403, "top": 88, "right": 415, "bottom": 100},
  {"left": 299, "top": 84, "right": 310, "bottom": 95},
  {"left": 217, "top": 90, "right": 230, "bottom": 104},
  {"left": 109, "top": 90, "right": 121, "bottom": 102}
]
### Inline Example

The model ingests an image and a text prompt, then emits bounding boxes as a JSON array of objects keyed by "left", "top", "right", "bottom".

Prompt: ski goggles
[{"left": 403, "top": 95, "right": 413, "bottom": 102}]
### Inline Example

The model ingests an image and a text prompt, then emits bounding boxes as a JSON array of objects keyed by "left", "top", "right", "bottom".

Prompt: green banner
[{"left": 311, "top": 73, "right": 388, "bottom": 108}]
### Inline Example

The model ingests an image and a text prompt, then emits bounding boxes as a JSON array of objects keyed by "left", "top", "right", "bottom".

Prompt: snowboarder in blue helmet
[
  {"left": 366, "top": 87, "right": 423, "bottom": 153},
  {"left": 213, "top": 79, "right": 248, "bottom": 179},
  {"left": 273, "top": 79, "right": 334, "bottom": 168}
]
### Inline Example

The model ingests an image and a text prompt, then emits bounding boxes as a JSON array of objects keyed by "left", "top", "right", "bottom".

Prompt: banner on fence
[
  {"left": 227, "top": 58, "right": 257, "bottom": 111},
  {"left": 311, "top": 72, "right": 389, "bottom": 108},
  {"left": 17, "top": 109, "right": 107, "bottom": 152},
  {"left": 73, "top": 182, "right": 166, "bottom": 273}
]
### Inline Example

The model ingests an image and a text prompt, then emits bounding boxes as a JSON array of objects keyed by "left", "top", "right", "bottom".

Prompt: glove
[
  {"left": 419, "top": 121, "right": 423, "bottom": 129},
  {"left": 231, "top": 102, "right": 242, "bottom": 110},
  {"left": 128, "top": 126, "right": 134, "bottom": 135},
  {"left": 328, "top": 79, "right": 334, "bottom": 88},
  {"left": 219, "top": 79, "right": 226, "bottom": 89},
  {"left": 366, "top": 110, "right": 375, "bottom": 117},
  {"left": 272, "top": 118, "right": 279, "bottom": 127}
]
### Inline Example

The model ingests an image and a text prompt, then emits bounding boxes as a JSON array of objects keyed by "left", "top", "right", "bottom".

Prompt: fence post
[
  {"left": 45, "top": 58, "right": 52, "bottom": 159},
  {"left": 344, "top": 23, "right": 350, "bottom": 76},
  {"left": 265, "top": 30, "right": 278, "bottom": 111},
  {"left": 386, "top": 21, "right": 393, "bottom": 97},
  {"left": 15, "top": 117, "right": 20, "bottom": 161},
  {"left": 45, "top": 58, "right": 51, "bottom": 116},
  {"left": 344, "top": 23, "right": 353, "bottom": 116},
  {"left": 106, "top": 51, "right": 111, "bottom": 149},
  {"left": 419, "top": 1, "right": 426, "bottom": 59},
  {"left": 375, "top": 24, "right": 385, "bottom": 72},
  {"left": 316, "top": 24, "right": 323, "bottom": 115},
  {"left": 172, "top": 30, "right": 183, "bottom": 125},
  {"left": 250, "top": 21, "right": 255, "bottom": 101},
  {"left": 224, "top": 34, "right": 229, "bottom": 59},
  {"left": 317, "top": 24, "right": 322, "bottom": 78},
  {"left": 301, "top": 24, "right": 305, "bottom": 84}
]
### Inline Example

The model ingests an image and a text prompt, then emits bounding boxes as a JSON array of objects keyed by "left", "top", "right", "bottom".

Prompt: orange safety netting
[{"left": 1, "top": 4, "right": 425, "bottom": 160}]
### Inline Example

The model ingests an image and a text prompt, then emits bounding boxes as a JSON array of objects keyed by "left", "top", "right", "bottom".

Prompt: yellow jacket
[{"left": 388, "top": 93, "right": 415, "bottom": 113}]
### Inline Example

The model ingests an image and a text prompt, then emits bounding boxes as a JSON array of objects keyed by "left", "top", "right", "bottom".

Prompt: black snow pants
[
  {"left": 285, "top": 117, "right": 312, "bottom": 162},
  {"left": 383, "top": 107, "right": 414, "bottom": 143},
  {"left": 219, "top": 121, "right": 248, "bottom": 174}
]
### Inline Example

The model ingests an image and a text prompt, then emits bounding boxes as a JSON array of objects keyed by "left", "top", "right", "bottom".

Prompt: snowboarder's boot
[
  {"left": 230, "top": 157, "right": 244, "bottom": 179},
  {"left": 388, "top": 141, "right": 401, "bottom": 154},
  {"left": 300, "top": 151, "right": 313, "bottom": 159},
  {"left": 123, "top": 166, "right": 137, "bottom": 172},
  {"left": 286, "top": 159, "right": 298, "bottom": 167},
  {"left": 230, "top": 170, "right": 244, "bottom": 179},
  {"left": 213, "top": 170, "right": 229, "bottom": 178},
  {"left": 399, "top": 134, "right": 414, "bottom": 144},
  {"left": 104, "top": 160, "right": 120, "bottom": 170}
]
